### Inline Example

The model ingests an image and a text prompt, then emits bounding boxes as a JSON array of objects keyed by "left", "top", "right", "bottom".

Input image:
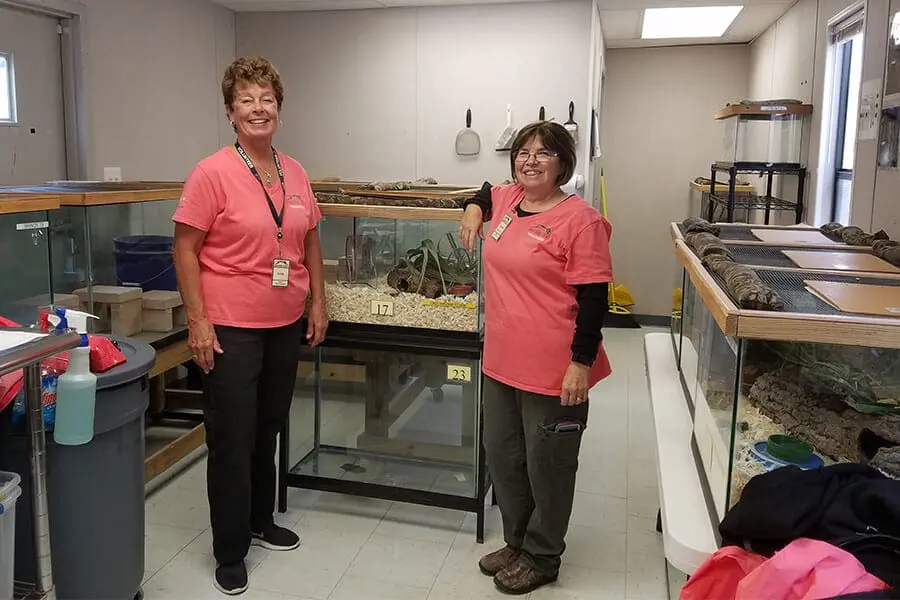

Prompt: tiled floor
[{"left": 141, "top": 327, "right": 668, "bottom": 600}]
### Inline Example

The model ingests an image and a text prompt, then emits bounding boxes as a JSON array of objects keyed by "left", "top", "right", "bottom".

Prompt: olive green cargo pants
[{"left": 482, "top": 374, "right": 589, "bottom": 576}]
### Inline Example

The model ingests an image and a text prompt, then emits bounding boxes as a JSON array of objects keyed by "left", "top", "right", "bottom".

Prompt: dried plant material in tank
[
  {"left": 386, "top": 236, "right": 477, "bottom": 300},
  {"left": 763, "top": 340, "right": 900, "bottom": 415}
]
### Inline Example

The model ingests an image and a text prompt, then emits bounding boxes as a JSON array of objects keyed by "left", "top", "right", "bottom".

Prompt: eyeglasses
[{"left": 514, "top": 149, "right": 558, "bottom": 163}]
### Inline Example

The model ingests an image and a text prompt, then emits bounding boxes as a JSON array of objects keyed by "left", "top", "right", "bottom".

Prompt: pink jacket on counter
[{"left": 681, "top": 538, "right": 890, "bottom": 600}]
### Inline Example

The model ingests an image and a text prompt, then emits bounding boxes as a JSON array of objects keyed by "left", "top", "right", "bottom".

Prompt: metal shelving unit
[{"left": 708, "top": 162, "right": 807, "bottom": 225}]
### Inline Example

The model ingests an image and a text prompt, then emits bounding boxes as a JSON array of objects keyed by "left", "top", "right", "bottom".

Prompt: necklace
[
  {"left": 262, "top": 168, "right": 273, "bottom": 186},
  {"left": 521, "top": 190, "right": 565, "bottom": 213}
]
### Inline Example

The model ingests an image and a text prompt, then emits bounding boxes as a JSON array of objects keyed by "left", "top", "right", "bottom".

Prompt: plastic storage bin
[{"left": 0, "top": 471, "right": 22, "bottom": 600}]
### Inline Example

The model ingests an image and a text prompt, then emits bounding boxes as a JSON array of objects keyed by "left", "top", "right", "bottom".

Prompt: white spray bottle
[{"left": 49, "top": 307, "right": 99, "bottom": 446}]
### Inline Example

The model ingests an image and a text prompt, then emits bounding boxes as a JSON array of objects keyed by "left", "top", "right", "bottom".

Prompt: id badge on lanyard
[{"left": 234, "top": 142, "right": 291, "bottom": 288}]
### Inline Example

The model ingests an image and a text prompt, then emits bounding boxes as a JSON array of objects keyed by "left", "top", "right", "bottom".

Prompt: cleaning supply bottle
[{"left": 49, "top": 308, "right": 99, "bottom": 446}]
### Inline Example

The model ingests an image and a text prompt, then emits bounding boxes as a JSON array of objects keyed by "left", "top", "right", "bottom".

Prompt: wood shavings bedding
[{"left": 324, "top": 280, "right": 478, "bottom": 332}]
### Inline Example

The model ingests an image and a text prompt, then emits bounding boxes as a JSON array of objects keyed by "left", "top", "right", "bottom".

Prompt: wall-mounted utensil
[
  {"left": 564, "top": 101, "right": 579, "bottom": 144},
  {"left": 455, "top": 108, "right": 481, "bottom": 156},
  {"left": 539, "top": 106, "right": 545, "bottom": 121},
  {"left": 496, "top": 104, "right": 518, "bottom": 151}
]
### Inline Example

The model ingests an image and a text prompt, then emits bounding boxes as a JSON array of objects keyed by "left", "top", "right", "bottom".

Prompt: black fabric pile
[{"left": 720, "top": 464, "right": 900, "bottom": 591}]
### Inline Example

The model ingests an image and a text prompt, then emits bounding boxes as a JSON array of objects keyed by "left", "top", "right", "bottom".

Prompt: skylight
[{"left": 641, "top": 5, "right": 744, "bottom": 39}]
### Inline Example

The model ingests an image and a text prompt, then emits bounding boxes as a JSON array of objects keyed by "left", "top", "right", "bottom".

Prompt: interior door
[{"left": 0, "top": 4, "right": 67, "bottom": 185}]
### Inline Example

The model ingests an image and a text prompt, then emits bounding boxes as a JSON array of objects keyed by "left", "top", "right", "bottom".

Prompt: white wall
[
  {"left": 585, "top": 0, "right": 606, "bottom": 210},
  {"left": 235, "top": 1, "right": 592, "bottom": 187},
  {"left": 603, "top": 45, "right": 751, "bottom": 317},
  {"left": 746, "top": 0, "right": 879, "bottom": 228},
  {"left": 77, "top": 0, "right": 235, "bottom": 181},
  {"left": 0, "top": 4, "right": 68, "bottom": 185}
]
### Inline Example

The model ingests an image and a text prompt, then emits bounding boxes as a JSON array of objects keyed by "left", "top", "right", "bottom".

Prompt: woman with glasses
[{"left": 459, "top": 120, "right": 614, "bottom": 595}]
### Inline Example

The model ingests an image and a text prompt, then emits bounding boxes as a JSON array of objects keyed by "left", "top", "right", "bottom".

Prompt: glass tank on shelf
[
  {"left": 717, "top": 102, "right": 811, "bottom": 167},
  {"left": 282, "top": 327, "right": 489, "bottom": 541},
  {"left": 317, "top": 209, "right": 482, "bottom": 334},
  {"left": 677, "top": 274, "right": 900, "bottom": 521},
  {"left": 0, "top": 182, "right": 186, "bottom": 340},
  {"left": 0, "top": 195, "right": 66, "bottom": 326}
]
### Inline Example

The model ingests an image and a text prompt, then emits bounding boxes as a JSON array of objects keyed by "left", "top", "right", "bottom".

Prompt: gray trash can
[{"left": 0, "top": 335, "right": 155, "bottom": 600}]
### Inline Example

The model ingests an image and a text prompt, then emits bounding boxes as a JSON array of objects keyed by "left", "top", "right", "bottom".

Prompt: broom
[{"left": 600, "top": 170, "right": 640, "bottom": 328}]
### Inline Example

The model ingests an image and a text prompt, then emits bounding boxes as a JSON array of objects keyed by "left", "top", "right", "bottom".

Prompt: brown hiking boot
[
  {"left": 493, "top": 554, "right": 558, "bottom": 595},
  {"left": 478, "top": 546, "right": 520, "bottom": 576}
]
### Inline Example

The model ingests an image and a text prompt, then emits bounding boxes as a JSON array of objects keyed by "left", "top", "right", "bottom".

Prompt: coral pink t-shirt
[
  {"left": 172, "top": 146, "right": 322, "bottom": 329},
  {"left": 482, "top": 183, "right": 614, "bottom": 396}
]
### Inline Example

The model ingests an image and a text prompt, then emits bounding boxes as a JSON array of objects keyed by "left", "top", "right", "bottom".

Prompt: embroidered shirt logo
[{"left": 527, "top": 224, "right": 551, "bottom": 242}]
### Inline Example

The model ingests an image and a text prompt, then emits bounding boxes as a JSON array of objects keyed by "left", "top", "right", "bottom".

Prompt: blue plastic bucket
[{"left": 113, "top": 235, "right": 177, "bottom": 291}]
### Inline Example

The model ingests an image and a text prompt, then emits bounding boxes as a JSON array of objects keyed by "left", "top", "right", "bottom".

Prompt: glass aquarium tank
[
  {"left": 0, "top": 182, "right": 185, "bottom": 341},
  {"left": 282, "top": 320, "right": 490, "bottom": 539},
  {"left": 282, "top": 183, "right": 490, "bottom": 539},
  {"left": 675, "top": 232, "right": 900, "bottom": 521},
  {"left": 717, "top": 102, "right": 811, "bottom": 167},
  {"left": 0, "top": 193, "right": 71, "bottom": 326},
  {"left": 315, "top": 201, "right": 482, "bottom": 336}
]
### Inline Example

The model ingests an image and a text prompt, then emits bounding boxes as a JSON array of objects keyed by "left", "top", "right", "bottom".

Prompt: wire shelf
[{"left": 708, "top": 193, "right": 798, "bottom": 211}]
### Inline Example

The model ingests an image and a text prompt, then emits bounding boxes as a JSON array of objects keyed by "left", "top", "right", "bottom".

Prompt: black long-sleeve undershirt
[{"left": 463, "top": 181, "right": 608, "bottom": 366}]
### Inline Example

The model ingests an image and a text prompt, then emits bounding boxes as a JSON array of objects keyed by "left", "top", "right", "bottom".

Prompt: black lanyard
[{"left": 234, "top": 142, "right": 286, "bottom": 240}]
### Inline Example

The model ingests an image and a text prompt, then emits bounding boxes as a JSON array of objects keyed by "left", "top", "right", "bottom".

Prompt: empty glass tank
[
  {"left": 317, "top": 206, "right": 482, "bottom": 334},
  {"left": 22, "top": 182, "right": 184, "bottom": 340},
  {"left": 288, "top": 344, "right": 482, "bottom": 493},
  {"left": 677, "top": 271, "right": 900, "bottom": 522},
  {"left": 0, "top": 194, "right": 64, "bottom": 326},
  {"left": 717, "top": 103, "right": 811, "bottom": 167}
]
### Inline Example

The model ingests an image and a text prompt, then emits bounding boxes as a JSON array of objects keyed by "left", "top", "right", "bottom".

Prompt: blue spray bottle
[{"left": 49, "top": 307, "right": 99, "bottom": 446}]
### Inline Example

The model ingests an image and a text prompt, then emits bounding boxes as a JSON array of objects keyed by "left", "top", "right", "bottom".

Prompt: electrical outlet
[{"left": 103, "top": 167, "right": 122, "bottom": 182}]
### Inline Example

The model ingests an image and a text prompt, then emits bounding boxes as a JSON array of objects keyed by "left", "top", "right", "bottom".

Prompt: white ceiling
[
  {"left": 598, "top": 0, "right": 796, "bottom": 48},
  {"left": 211, "top": 0, "right": 797, "bottom": 47},
  {"left": 212, "top": 0, "right": 553, "bottom": 11}
]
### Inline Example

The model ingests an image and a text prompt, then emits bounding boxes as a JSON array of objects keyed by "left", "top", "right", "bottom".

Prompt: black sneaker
[
  {"left": 250, "top": 524, "right": 301, "bottom": 551},
  {"left": 214, "top": 561, "right": 248, "bottom": 596}
]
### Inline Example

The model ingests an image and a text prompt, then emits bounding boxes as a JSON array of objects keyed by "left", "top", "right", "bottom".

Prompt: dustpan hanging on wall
[{"left": 455, "top": 108, "right": 481, "bottom": 156}]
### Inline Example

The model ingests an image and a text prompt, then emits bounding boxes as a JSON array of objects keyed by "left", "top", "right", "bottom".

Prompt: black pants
[
  {"left": 202, "top": 318, "right": 303, "bottom": 565},
  {"left": 482, "top": 374, "right": 589, "bottom": 576}
]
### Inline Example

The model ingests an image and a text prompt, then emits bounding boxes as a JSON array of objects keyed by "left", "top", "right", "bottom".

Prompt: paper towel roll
[{"left": 562, "top": 173, "right": 585, "bottom": 196}]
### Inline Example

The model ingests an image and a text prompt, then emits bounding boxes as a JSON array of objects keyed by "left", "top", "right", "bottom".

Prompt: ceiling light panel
[{"left": 641, "top": 5, "right": 744, "bottom": 39}]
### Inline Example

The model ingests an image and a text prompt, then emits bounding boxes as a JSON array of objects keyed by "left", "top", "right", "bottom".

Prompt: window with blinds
[{"left": 830, "top": 8, "right": 864, "bottom": 44}]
